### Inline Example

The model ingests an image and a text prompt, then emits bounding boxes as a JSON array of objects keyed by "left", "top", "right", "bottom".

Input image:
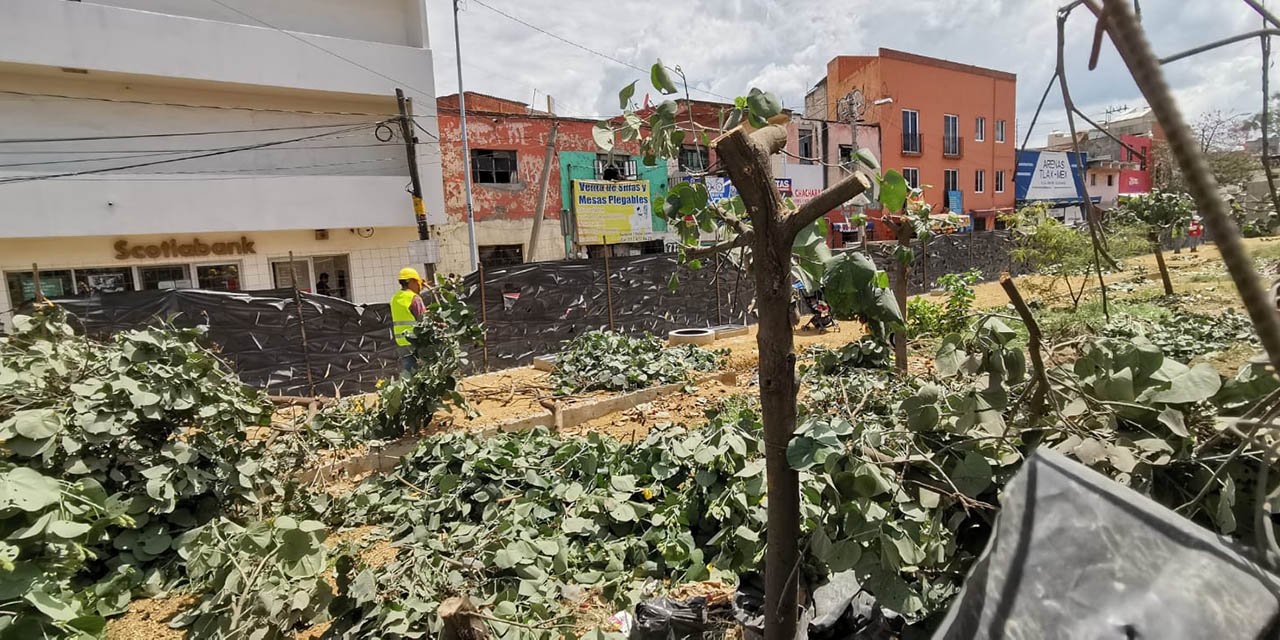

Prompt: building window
[
  {"left": 677, "top": 146, "right": 709, "bottom": 172},
  {"left": 943, "top": 114, "right": 961, "bottom": 157},
  {"left": 6, "top": 269, "right": 73, "bottom": 307},
  {"left": 1107, "top": 174, "right": 1115, "bottom": 187},
  {"left": 944, "top": 169, "right": 959, "bottom": 193},
  {"left": 74, "top": 267, "right": 134, "bottom": 296},
  {"left": 975, "top": 169, "right": 985, "bottom": 193},
  {"left": 996, "top": 119, "right": 1007, "bottom": 143},
  {"left": 139, "top": 265, "right": 192, "bottom": 290},
  {"left": 798, "top": 128, "right": 816, "bottom": 164},
  {"left": 196, "top": 264, "right": 240, "bottom": 292},
  {"left": 975, "top": 117, "right": 986, "bottom": 142},
  {"left": 902, "top": 109, "right": 920, "bottom": 154},
  {"left": 471, "top": 149, "right": 517, "bottom": 184},
  {"left": 595, "top": 154, "right": 637, "bottom": 180},
  {"left": 995, "top": 170, "right": 1006, "bottom": 193},
  {"left": 479, "top": 244, "right": 524, "bottom": 269},
  {"left": 1091, "top": 174, "right": 1097, "bottom": 186},
  {"left": 838, "top": 144, "right": 855, "bottom": 167},
  {"left": 271, "top": 255, "right": 351, "bottom": 300},
  {"left": 903, "top": 167, "right": 920, "bottom": 189}
]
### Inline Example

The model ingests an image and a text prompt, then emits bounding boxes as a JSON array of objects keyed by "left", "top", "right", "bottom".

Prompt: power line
[
  {"left": 467, "top": 0, "right": 733, "bottom": 102},
  {"left": 205, "top": 0, "right": 439, "bottom": 105},
  {"left": 0, "top": 89, "right": 422, "bottom": 119},
  {"left": 45, "top": 160, "right": 442, "bottom": 182},
  {"left": 0, "top": 121, "right": 384, "bottom": 145},
  {"left": 0, "top": 122, "right": 377, "bottom": 185},
  {"left": 0, "top": 141, "right": 436, "bottom": 155},
  {"left": 0, "top": 140, "right": 436, "bottom": 169}
]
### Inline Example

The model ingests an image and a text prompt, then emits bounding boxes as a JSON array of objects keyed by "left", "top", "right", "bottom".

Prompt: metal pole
[
  {"left": 453, "top": 0, "right": 479, "bottom": 272},
  {"left": 288, "top": 251, "right": 317, "bottom": 397},
  {"left": 478, "top": 262, "right": 489, "bottom": 372},
  {"left": 603, "top": 247, "right": 615, "bottom": 332}
]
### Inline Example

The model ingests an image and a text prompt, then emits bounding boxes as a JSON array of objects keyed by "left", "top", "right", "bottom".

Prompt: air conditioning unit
[{"left": 315, "top": 229, "right": 329, "bottom": 241}]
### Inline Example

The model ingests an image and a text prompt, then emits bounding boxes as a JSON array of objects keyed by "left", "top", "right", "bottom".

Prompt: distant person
[
  {"left": 316, "top": 272, "right": 333, "bottom": 297},
  {"left": 390, "top": 267, "right": 428, "bottom": 373}
]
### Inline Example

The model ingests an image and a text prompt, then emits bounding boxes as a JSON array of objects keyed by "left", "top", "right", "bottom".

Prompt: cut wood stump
[{"left": 440, "top": 595, "right": 490, "bottom": 640}]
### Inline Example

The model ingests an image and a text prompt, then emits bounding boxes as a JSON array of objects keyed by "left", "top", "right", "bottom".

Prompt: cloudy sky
[{"left": 425, "top": 0, "right": 1270, "bottom": 147}]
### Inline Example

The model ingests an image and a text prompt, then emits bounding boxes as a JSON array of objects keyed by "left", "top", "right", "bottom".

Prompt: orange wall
[{"left": 826, "top": 52, "right": 1016, "bottom": 215}]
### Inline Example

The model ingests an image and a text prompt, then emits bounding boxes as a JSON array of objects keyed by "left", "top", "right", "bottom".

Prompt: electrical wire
[
  {"left": 205, "top": 0, "right": 440, "bottom": 106},
  {"left": 0, "top": 122, "right": 379, "bottom": 185},
  {"left": 467, "top": 0, "right": 733, "bottom": 102},
  {"left": 0, "top": 89, "right": 423, "bottom": 119},
  {"left": 0, "top": 140, "right": 436, "bottom": 169},
  {"left": 0, "top": 121, "right": 383, "bottom": 145}
]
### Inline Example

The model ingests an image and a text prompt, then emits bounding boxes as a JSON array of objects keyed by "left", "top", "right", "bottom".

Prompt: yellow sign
[{"left": 572, "top": 179, "right": 654, "bottom": 245}]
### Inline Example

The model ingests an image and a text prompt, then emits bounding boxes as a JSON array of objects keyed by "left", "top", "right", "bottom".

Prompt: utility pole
[
  {"left": 395, "top": 89, "right": 429, "bottom": 242},
  {"left": 527, "top": 121, "right": 559, "bottom": 261},
  {"left": 453, "top": 0, "right": 479, "bottom": 272}
]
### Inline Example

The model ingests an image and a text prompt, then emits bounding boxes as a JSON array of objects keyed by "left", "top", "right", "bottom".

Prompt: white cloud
[{"left": 428, "top": 0, "right": 1270, "bottom": 144}]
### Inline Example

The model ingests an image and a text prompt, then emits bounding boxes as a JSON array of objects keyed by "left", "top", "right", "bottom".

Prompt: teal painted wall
[{"left": 559, "top": 152, "right": 669, "bottom": 233}]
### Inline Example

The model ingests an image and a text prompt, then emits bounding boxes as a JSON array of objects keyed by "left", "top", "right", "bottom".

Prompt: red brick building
[
  {"left": 810, "top": 48, "right": 1018, "bottom": 238},
  {"left": 433, "top": 92, "right": 670, "bottom": 274}
]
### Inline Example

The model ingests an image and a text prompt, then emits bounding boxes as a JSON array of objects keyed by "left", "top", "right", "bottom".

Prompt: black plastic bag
[{"left": 631, "top": 596, "right": 708, "bottom": 640}]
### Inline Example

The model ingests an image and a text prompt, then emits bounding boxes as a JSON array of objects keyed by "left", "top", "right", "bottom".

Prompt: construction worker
[{"left": 390, "top": 267, "right": 428, "bottom": 373}]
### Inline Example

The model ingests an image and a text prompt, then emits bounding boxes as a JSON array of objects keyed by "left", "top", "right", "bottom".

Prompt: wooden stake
[
  {"left": 287, "top": 252, "right": 317, "bottom": 397},
  {"left": 603, "top": 247, "right": 615, "bottom": 332},
  {"left": 715, "top": 252, "right": 723, "bottom": 325},
  {"left": 1001, "top": 274, "right": 1047, "bottom": 440},
  {"left": 527, "top": 121, "right": 559, "bottom": 262},
  {"left": 31, "top": 262, "right": 44, "bottom": 304}
]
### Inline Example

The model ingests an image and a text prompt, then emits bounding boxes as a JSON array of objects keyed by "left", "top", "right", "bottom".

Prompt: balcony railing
[
  {"left": 902, "top": 133, "right": 922, "bottom": 155},
  {"left": 943, "top": 136, "right": 964, "bottom": 158}
]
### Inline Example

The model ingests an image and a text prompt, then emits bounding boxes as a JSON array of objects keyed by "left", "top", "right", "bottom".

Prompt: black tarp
[
  {"left": 932, "top": 450, "right": 1280, "bottom": 639},
  {"left": 463, "top": 253, "right": 755, "bottom": 371},
  {"left": 51, "top": 288, "right": 398, "bottom": 397}
]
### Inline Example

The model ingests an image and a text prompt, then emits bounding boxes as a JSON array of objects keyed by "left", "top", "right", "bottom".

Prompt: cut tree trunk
[
  {"left": 1151, "top": 231, "right": 1174, "bottom": 295},
  {"left": 440, "top": 596, "right": 490, "bottom": 640},
  {"left": 715, "top": 124, "right": 801, "bottom": 640}
]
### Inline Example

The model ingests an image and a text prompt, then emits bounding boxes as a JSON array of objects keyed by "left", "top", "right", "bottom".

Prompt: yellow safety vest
[{"left": 390, "top": 289, "right": 419, "bottom": 347}]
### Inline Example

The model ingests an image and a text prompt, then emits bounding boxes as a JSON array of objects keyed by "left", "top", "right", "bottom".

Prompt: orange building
[{"left": 813, "top": 48, "right": 1016, "bottom": 236}]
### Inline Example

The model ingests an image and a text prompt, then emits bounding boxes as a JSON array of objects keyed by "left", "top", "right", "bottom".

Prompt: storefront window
[
  {"left": 74, "top": 268, "right": 134, "bottom": 297},
  {"left": 139, "top": 265, "right": 192, "bottom": 290},
  {"left": 196, "top": 264, "right": 240, "bottom": 291},
  {"left": 311, "top": 255, "right": 350, "bottom": 300},
  {"left": 272, "top": 260, "right": 312, "bottom": 292},
  {"left": 5, "top": 270, "right": 73, "bottom": 308}
]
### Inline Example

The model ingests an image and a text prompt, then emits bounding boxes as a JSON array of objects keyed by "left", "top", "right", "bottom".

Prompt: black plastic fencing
[
  {"left": 36, "top": 233, "right": 1019, "bottom": 395},
  {"left": 462, "top": 253, "right": 755, "bottom": 371},
  {"left": 51, "top": 288, "right": 399, "bottom": 397}
]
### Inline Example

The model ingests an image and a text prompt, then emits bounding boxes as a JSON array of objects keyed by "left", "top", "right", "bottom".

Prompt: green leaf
[
  {"left": 618, "top": 81, "right": 637, "bottom": 109},
  {"left": 592, "top": 122, "right": 615, "bottom": 152},
  {"left": 610, "top": 475, "right": 637, "bottom": 492},
  {"left": 9, "top": 409, "right": 61, "bottom": 440},
  {"left": 746, "top": 88, "right": 782, "bottom": 119},
  {"left": 1157, "top": 407, "right": 1189, "bottom": 438},
  {"left": 1151, "top": 362, "right": 1222, "bottom": 404},
  {"left": 48, "top": 520, "right": 92, "bottom": 539},
  {"left": 651, "top": 60, "right": 678, "bottom": 95},
  {"left": 853, "top": 148, "right": 880, "bottom": 171},
  {"left": 880, "top": 170, "right": 908, "bottom": 212},
  {"left": 668, "top": 273, "right": 679, "bottom": 293},
  {"left": 827, "top": 540, "right": 862, "bottom": 572},
  {"left": 952, "top": 451, "right": 992, "bottom": 497},
  {"left": 562, "top": 517, "right": 594, "bottom": 534},
  {"left": 935, "top": 335, "right": 967, "bottom": 377},
  {"left": 2, "top": 468, "right": 62, "bottom": 512},
  {"left": 656, "top": 100, "right": 679, "bottom": 121},
  {"left": 26, "top": 586, "right": 79, "bottom": 621}
]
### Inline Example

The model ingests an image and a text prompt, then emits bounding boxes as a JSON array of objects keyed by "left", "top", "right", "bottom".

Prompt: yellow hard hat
[{"left": 398, "top": 267, "right": 423, "bottom": 282}]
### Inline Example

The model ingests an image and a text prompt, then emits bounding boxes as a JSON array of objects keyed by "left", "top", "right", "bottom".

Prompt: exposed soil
[{"left": 105, "top": 594, "right": 197, "bottom": 640}]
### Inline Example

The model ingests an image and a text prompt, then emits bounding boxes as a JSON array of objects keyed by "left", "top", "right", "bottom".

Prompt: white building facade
[{"left": 0, "top": 0, "right": 444, "bottom": 319}]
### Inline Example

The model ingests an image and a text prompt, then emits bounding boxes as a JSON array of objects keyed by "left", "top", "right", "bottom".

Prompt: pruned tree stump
[{"left": 440, "top": 595, "right": 491, "bottom": 640}]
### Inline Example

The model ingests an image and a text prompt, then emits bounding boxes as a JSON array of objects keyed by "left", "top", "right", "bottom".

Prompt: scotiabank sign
[{"left": 113, "top": 237, "right": 256, "bottom": 260}]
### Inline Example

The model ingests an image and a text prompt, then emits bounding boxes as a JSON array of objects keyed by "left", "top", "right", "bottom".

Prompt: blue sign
[
  {"left": 947, "top": 190, "right": 963, "bottom": 214},
  {"left": 1015, "top": 150, "right": 1089, "bottom": 205}
]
